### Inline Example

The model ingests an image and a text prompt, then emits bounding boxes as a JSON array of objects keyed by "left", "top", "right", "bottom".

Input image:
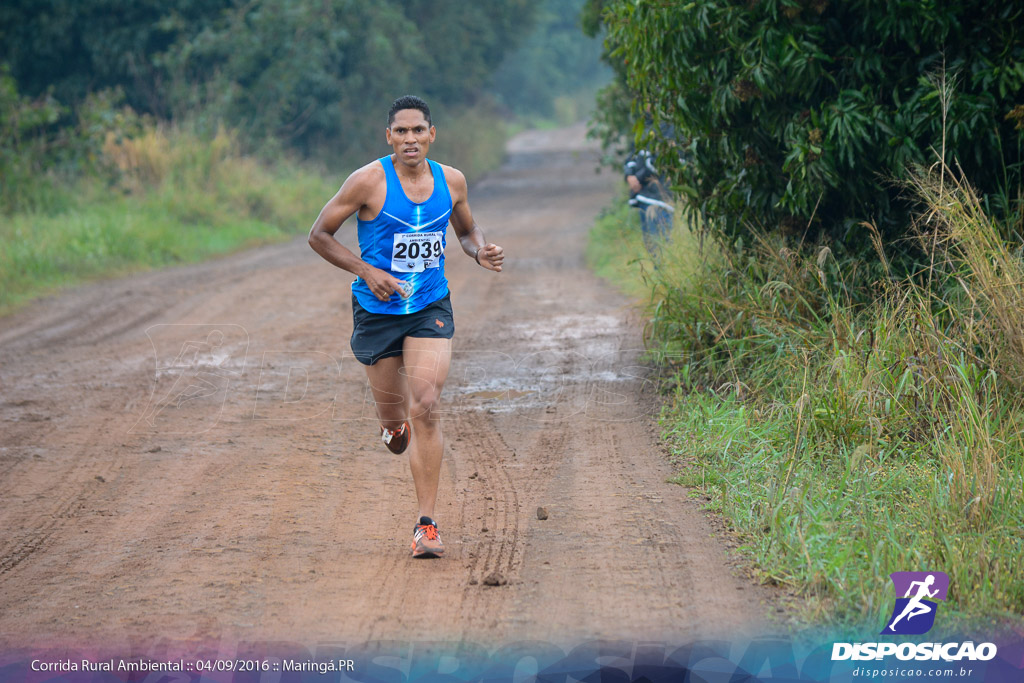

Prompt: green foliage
[
  {"left": 584, "top": 191, "right": 651, "bottom": 300},
  {"left": 0, "top": 0, "right": 233, "bottom": 113},
  {"left": 428, "top": 101, "right": 512, "bottom": 184},
  {"left": 490, "top": 0, "right": 610, "bottom": 121},
  {"left": 411, "top": 1, "right": 539, "bottom": 102},
  {"left": 587, "top": 77, "right": 635, "bottom": 164},
  {"left": 595, "top": 0, "right": 1024, "bottom": 252},
  {"left": 0, "top": 65, "right": 65, "bottom": 213},
  {"left": 580, "top": 0, "right": 610, "bottom": 38},
  {"left": 162, "top": 1, "right": 420, "bottom": 160},
  {"left": 0, "top": 68, "right": 145, "bottom": 214},
  {"left": 1, "top": 0, "right": 616, "bottom": 168}
]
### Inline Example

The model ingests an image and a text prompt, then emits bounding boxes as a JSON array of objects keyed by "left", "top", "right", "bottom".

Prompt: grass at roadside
[
  {"left": 585, "top": 190, "right": 713, "bottom": 295},
  {"left": 585, "top": 195, "right": 669, "bottom": 301},
  {"left": 0, "top": 125, "right": 334, "bottom": 314},
  {"left": 587, "top": 177, "right": 1024, "bottom": 637}
]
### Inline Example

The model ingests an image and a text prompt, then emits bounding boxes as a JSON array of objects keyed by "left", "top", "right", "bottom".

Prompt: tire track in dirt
[
  {"left": 0, "top": 410, "right": 120, "bottom": 578},
  {"left": 456, "top": 411, "right": 522, "bottom": 584}
]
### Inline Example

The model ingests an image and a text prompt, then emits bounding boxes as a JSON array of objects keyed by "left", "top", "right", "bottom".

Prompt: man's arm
[
  {"left": 308, "top": 165, "right": 410, "bottom": 301},
  {"left": 623, "top": 151, "right": 644, "bottom": 195},
  {"left": 443, "top": 166, "right": 503, "bottom": 272}
]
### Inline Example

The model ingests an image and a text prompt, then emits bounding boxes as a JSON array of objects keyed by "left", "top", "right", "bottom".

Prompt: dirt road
[{"left": 0, "top": 124, "right": 774, "bottom": 654}]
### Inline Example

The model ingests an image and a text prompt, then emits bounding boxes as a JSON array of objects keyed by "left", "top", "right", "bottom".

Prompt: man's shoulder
[
  {"left": 349, "top": 158, "right": 387, "bottom": 185},
  {"left": 436, "top": 162, "right": 467, "bottom": 193},
  {"left": 338, "top": 158, "right": 387, "bottom": 200}
]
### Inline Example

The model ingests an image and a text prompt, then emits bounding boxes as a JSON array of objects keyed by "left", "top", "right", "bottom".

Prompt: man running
[{"left": 308, "top": 95, "right": 504, "bottom": 559}]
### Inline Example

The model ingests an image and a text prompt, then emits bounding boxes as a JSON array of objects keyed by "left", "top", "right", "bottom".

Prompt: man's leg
[
  {"left": 641, "top": 205, "right": 673, "bottom": 261},
  {"left": 402, "top": 336, "right": 452, "bottom": 520},
  {"left": 363, "top": 355, "right": 409, "bottom": 431}
]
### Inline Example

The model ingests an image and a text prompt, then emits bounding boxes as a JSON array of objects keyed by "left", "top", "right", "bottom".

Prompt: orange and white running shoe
[
  {"left": 411, "top": 516, "right": 444, "bottom": 558},
  {"left": 380, "top": 422, "right": 410, "bottom": 455}
]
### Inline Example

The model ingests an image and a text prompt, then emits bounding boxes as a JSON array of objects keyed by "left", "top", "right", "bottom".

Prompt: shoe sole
[
  {"left": 381, "top": 423, "right": 410, "bottom": 455},
  {"left": 411, "top": 541, "right": 444, "bottom": 559}
]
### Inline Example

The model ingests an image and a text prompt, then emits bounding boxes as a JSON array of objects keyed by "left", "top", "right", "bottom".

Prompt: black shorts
[{"left": 350, "top": 293, "right": 455, "bottom": 365}]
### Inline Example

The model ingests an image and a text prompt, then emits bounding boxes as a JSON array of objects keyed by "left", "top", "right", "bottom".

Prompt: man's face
[{"left": 386, "top": 109, "right": 435, "bottom": 167}]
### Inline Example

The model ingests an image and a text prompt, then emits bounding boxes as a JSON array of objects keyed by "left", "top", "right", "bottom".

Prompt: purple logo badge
[{"left": 881, "top": 571, "right": 950, "bottom": 635}]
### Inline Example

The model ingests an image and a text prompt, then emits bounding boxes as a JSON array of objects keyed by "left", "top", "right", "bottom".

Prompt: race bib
[{"left": 391, "top": 231, "right": 444, "bottom": 273}]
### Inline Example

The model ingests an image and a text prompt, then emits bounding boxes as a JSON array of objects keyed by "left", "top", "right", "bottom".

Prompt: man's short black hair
[{"left": 388, "top": 95, "right": 432, "bottom": 127}]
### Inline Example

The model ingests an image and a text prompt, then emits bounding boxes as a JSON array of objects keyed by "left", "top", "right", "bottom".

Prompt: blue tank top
[{"left": 352, "top": 156, "right": 453, "bottom": 314}]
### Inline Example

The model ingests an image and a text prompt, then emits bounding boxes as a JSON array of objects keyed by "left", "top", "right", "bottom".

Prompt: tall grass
[
  {"left": 589, "top": 168, "right": 1024, "bottom": 634},
  {"left": 0, "top": 122, "right": 333, "bottom": 314},
  {"left": 584, "top": 196, "right": 653, "bottom": 301}
]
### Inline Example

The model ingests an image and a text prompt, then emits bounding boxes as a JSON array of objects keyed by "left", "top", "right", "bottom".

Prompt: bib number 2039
[{"left": 391, "top": 231, "right": 443, "bottom": 273}]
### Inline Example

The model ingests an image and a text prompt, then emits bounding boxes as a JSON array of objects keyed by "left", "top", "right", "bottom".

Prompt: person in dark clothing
[{"left": 623, "top": 148, "right": 674, "bottom": 259}]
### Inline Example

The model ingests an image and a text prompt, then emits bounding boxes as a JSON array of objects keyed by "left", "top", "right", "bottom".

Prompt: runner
[{"left": 308, "top": 95, "right": 503, "bottom": 559}]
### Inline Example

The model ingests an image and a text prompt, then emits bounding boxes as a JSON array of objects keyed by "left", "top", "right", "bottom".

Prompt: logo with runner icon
[{"left": 881, "top": 571, "right": 949, "bottom": 635}]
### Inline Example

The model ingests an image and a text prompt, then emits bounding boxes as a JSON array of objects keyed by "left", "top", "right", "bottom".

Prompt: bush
[
  {"left": 0, "top": 65, "right": 65, "bottom": 213},
  {"left": 595, "top": 0, "right": 1024, "bottom": 255},
  {"left": 0, "top": 71, "right": 145, "bottom": 214}
]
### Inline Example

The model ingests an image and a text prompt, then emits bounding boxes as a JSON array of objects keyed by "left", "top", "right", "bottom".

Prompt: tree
[
  {"left": 0, "top": 0, "right": 232, "bottom": 115},
  {"left": 594, "top": 0, "right": 1024, "bottom": 252},
  {"left": 490, "top": 0, "right": 610, "bottom": 120}
]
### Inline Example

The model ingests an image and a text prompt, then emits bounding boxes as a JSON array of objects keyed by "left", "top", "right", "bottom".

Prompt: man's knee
[{"left": 409, "top": 386, "right": 442, "bottom": 421}]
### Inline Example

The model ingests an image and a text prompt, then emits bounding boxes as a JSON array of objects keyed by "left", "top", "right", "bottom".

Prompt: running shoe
[
  {"left": 380, "top": 421, "right": 410, "bottom": 455},
  {"left": 411, "top": 516, "right": 444, "bottom": 558}
]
